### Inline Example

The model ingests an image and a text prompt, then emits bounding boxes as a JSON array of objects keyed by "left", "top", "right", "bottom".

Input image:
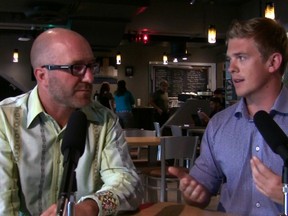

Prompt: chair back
[
  {"left": 153, "top": 122, "right": 162, "bottom": 160},
  {"left": 153, "top": 122, "right": 161, "bottom": 137},
  {"left": 161, "top": 135, "right": 199, "bottom": 168},
  {"left": 170, "top": 125, "right": 182, "bottom": 136}
]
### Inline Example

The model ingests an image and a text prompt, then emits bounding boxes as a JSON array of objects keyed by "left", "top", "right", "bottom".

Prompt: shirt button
[
  {"left": 256, "top": 202, "right": 261, "bottom": 208},
  {"left": 256, "top": 146, "right": 260, "bottom": 152}
]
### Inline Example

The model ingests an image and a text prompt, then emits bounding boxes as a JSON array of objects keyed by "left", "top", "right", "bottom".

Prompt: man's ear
[
  {"left": 267, "top": 53, "right": 282, "bottom": 73},
  {"left": 34, "top": 67, "right": 48, "bottom": 86}
]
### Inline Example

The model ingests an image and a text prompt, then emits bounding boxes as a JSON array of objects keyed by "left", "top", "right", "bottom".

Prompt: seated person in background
[
  {"left": 0, "top": 28, "right": 142, "bottom": 215},
  {"left": 197, "top": 97, "right": 223, "bottom": 125},
  {"left": 213, "top": 88, "right": 225, "bottom": 108},
  {"left": 168, "top": 17, "right": 288, "bottom": 216}
]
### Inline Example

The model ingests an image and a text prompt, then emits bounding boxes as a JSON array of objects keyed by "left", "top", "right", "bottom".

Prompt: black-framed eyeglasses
[{"left": 41, "top": 63, "right": 99, "bottom": 76}]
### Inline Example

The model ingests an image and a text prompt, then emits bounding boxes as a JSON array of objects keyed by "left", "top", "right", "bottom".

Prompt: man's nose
[{"left": 81, "top": 68, "right": 94, "bottom": 83}]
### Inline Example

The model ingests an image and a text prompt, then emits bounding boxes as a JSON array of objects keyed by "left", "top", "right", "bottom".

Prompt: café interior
[{"left": 0, "top": 0, "right": 288, "bottom": 215}]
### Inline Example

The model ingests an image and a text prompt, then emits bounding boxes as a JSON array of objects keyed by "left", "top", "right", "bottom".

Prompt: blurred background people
[
  {"left": 197, "top": 97, "right": 224, "bottom": 126},
  {"left": 213, "top": 88, "right": 225, "bottom": 108},
  {"left": 150, "top": 80, "right": 170, "bottom": 126},
  {"left": 98, "top": 82, "right": 114, "bottom": 110},
  {"left": 93, "top": 90, "right": 99, "bottom": 101},
  {"left": 114, "top": 80, "right": 135, "bottom": 128}
]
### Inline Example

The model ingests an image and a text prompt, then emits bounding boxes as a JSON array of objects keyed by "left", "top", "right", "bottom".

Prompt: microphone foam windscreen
[
  {"left": 254, "top": 110, "right": 288, "bottom": 153},
  {"left": 61, "top": 110, "right": 87, "bottom": 157}
]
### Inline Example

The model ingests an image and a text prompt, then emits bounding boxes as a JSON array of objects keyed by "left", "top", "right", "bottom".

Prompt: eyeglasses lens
[{"left": 72, "top": 64, "right": 99, "bottom": 76}]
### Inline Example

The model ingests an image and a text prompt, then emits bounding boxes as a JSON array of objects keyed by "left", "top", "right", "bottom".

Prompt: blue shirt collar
[{"left": 233, "top": 85, "right": 288, "bottom": 119}]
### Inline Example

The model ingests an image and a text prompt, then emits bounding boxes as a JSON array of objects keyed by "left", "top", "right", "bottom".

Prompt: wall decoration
[{"left": 125, "top": 66, "right": 134, "bottom": 77}]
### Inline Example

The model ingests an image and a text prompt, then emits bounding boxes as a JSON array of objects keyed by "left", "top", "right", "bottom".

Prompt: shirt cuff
[{"left": 78, "top": 191, "right": 119, "bottom": 216}]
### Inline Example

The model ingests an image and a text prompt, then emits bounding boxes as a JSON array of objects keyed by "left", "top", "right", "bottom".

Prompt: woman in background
[
  {"left": 98, "top": 82, "right": 114, "bottom": 110},
  {"left": 114, "top": 80, "right": 135, "bottom": 128}
]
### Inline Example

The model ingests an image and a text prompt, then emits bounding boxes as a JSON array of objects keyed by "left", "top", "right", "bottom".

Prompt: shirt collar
[
  {"left": 27, "top": 86, "right": 110, "bottom": 127},
  {"left": 234, "top": 85, "right": 288, "bottom": 119},
  {"left": 27, "top": 85, "right": 44, "bottom": 128},
  {"left": 81, "top": 103, "right": 105, "bottom": 123},
  {"left": 270, "top": 85, "right": 288, "bottom": 115}
]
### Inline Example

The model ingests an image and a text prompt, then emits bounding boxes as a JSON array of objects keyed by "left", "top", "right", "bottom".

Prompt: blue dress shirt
[{"left": 190, "top": 85, "right": 288, "bottom": 216}]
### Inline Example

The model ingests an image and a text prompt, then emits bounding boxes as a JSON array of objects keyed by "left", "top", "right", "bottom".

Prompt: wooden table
[
  {"left": 119, "top": 202, "right": 236, "bottom": 216},
  {"left": 125, "top": 136, "right": 161, "bottom": 147}
]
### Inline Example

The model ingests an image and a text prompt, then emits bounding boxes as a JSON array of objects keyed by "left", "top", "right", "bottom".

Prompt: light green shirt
[{"left": 0, "top": 86, "right": 143, "bottom": 215}]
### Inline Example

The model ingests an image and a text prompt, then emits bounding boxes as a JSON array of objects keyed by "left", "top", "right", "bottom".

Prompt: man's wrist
[{"left": 78, "top": 199, "right": 99, "bottom": 215}]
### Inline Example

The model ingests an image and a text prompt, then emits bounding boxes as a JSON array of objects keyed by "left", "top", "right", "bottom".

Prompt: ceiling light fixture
[
  {"left": 143, "top": 33, "right": 149, "bottom": 44},
  {"left": 265, "top": 1, "right": 275, "bottom": 19},
  {"left": 189, "top": 0, "right": 196, "bottom": 5},
  {"left": 134, "top": 31, "right": 149, "bottom": 44},
  {"left": 207, "top": 1, "right": 216, "bottom": 44},
  {"left": 163, "top": 53, "right": 168, "bottom": 65},
  {"left": 208, "top": 25, "right": 216, "bottom": 44},
  {"left": 13, "top": 49, "right": 19, "bottom": 63},
  {"left": 18, "top": 34, "right": 31, "bottom": 42},
  {"left": 182, "top": 50, "right": 189, "bottom": 60},
  {"left": 116, "top": 52, "right": 121, "bottom": 65}
]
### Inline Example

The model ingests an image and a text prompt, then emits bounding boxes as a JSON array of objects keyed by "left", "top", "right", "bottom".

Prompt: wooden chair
[{"left": 143, "top": 135, "right": 199, "bottom": 203}]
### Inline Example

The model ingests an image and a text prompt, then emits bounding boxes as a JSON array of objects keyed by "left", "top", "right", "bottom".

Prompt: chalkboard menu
[{"left": 151, "top": 64, "right": 212, "bottom": 97}]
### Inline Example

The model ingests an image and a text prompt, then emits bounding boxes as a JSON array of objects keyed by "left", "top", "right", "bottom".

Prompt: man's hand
[
  {"left": 168, "top": 166, "right": 211, "bottom": 208},
  {"left": 40, "top": 204, "right": 57, "bottom": 216},
  {"left": 40, "top": 199, "right": 99, "bottom": 216},
  {"left": 250, "top": 156, "right": 283, "bottom": 204}
]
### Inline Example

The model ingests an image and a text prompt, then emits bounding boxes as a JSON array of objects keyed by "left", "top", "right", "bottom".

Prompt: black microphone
[
  {"left": 254, "top": 110, "right": 288, "bottom": 164},
  {"left": 57, "top": 110, "right": 87, "bottom": 215}
]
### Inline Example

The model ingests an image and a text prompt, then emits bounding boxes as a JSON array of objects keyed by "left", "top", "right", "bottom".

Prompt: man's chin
[{"left": 74, "top": 97, "right": 92, "bottom": 108}]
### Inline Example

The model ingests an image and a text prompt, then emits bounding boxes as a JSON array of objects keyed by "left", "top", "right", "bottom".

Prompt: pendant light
[
  {"left": 116, "top": 52, "right": 121, "bottom": 65},
  {"left": 163, "top": 53, "right": 168, "bottom": 65},
  {"left": 13, "top": 49, "right": 19, "bottom": 63},
  {"left": 207, "top": 1, "right": 216, "bottom": 44},
  {"left": 208, "top": 25, "right": 216, "bottom": 44},
  {"left": 265, "top": 2, "right": 275, "bottom": 20}
]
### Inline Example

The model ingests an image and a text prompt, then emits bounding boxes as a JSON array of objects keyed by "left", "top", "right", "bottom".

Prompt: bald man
[{"left": 0, "top": 28, "right": 142, "bottom": 215}]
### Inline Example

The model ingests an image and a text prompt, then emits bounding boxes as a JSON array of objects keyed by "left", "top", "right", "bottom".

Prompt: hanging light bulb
[
  {"left": 190, "top": 0, "right": 196, "bottom": 5},
  {"left": 208, "top": 25, "right": 216, "bottom": 44},
  {"left": 163, "top": 53, "right": 168, "bottom": 65},
  {"left": 143, "top": 33, "right": 149, "bottom": 44},
  {"left": 135, "top": 33, "right": 142, "bottom": 43},
  {"left": 116, "top": 52, "right": 121, "bottom": 65},
  {"left": 265, "top": 2, "right": 275, "bottom": 20},
  {"left": 13, "top": 49, "right": 19, "bottom": 63}
]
